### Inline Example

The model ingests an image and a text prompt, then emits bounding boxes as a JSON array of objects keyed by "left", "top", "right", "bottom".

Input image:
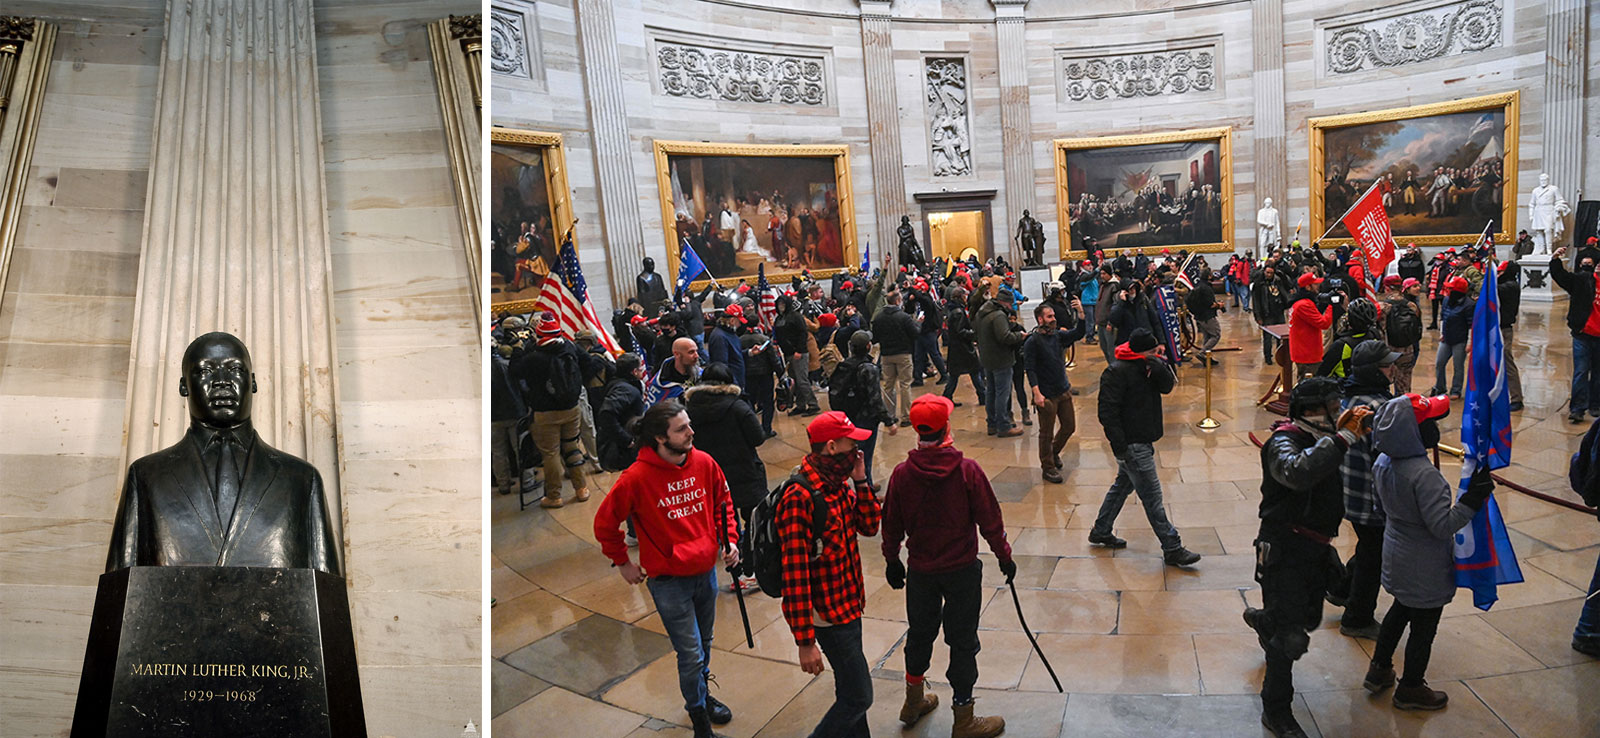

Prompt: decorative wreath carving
[
  {"left": 1061, "top": 46, "right": 1215, "bottom": 102},
  {"left": 489, "top": 8, "right": 527, "bottom": 77},
  {"left": 1326, "top": 0, "right": 1501, "bottom": 75},
  {"left": 656, "top": 40, "right": 825, "bottom": 106}
]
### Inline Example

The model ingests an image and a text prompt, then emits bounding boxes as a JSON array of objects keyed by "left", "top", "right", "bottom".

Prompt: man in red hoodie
[
  {"left": 594, "top": 403, "right": 740, "bottom": 738},
  {"left": 881, "top": 395, "right": 1013, "bottom": 738},
  {"left": 1288, "top": 272, "right": 1334, "bottom": 380},
  {"left": 777, "top": 411, "right": 882, "bottom": 738}
]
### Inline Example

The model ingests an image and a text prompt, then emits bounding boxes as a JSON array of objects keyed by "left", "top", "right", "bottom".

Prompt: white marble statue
[
  {"left": 1528, "top": 172, "right": 1570, "bottom": 256},
  {"left": 1257, "top": 197, "right": 1280, "bottom": 250}
]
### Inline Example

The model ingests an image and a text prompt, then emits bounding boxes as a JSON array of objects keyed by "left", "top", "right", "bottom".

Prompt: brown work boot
[
  {"left": 572, "top": 487, "right": 591, "bottom": 502},
  {"left": 540, "top": 495, "right": 564, "bottom": 509},
  {"left": 898, "top": 680, "right": 938, "bottom": 727},
  {"left": 1393, "top": 682, "right": 1448, "bottom": 711},
  {"left": 950, "top": 700, "right": 1004, "bottom": 738}
]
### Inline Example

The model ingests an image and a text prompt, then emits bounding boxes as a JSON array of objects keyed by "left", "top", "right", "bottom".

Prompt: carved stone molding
[
  {"left": 449, "top": 13, "right": 480, "bottom": 42},
  {"left": 654, "top": 35, "right": 828, "bottom": 107},
  {"left": 925, "top": 57, "right": 972, "bottom": 177},
  {"left": 1060, "top": 42, "right": 1217, "bottom": 102},
  {"left": 1325, "top": 0, "right": 1503, "bottom": 75},
  {"left": 489, "top": 4, "right": 532, "bottom": 79},
  {"left": 0, "top": 16, "right": 36, "bottom": 44}
]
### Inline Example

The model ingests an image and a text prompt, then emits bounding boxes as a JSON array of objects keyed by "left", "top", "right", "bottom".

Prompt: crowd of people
[{"left": 491, "top": 234, "right": 1600, "bottom": 738}]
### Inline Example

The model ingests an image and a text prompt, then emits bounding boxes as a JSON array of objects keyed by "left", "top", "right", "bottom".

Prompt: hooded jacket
[
  {"left": 682, "top": 383, "right": 767, "bottom": 510},
  {"left": 974, "top": 299, "right": 1025, "bottom": 371},
  {"left": 1288, "top": 291, "right": 1333, "bottom": 364},
  {"left": 1550, "top": 256, "right": 1600, "bottom": 337},
  {"left": 880, "top": 445, "right": 1012, "bottom": 575},
  {"left": 1439, "top": 292, "right": 1473, "bottom": 345},
  {"left": 596, "top": 377, "right": 645, "bottom": 471},
  {"left": 1317, "top": 326, "right": 1379, "bottom": 378},
  {"left": 593, "top": 445, "right": 737, "bottom": 577},
  {"left": 1372, "top": 396, "right": 1478, "bottom": 608},
  {"left": 1258, "top": 418, "right": 1349, "bottom": 539},
  {"left": 1097, "top": 345, "right": 1175, "bottom": 456},
  {"left": 872, "top": 303, "right": 920, "bottom": 356},
  {"left": 943, "top": 303, "right": 981, "bottom": 374}
]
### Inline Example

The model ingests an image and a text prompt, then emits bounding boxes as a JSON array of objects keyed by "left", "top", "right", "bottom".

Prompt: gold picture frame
[
  {"left": 652, "top": 140, "right": 857, "bottom": 289},
  {"left": 1308, "top": 91, "right": 1519, "bottom": 249},
  {"left": 1053, "top": 126, "right": 1234, "bottom": 260},
  {"left": 489, "top": 126, "right": 576, "bottom": 317}
]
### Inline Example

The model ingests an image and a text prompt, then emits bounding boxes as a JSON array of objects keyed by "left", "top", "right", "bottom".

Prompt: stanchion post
[{"left": 1197, "top": 350, "right": 1221, "bottom": 429}]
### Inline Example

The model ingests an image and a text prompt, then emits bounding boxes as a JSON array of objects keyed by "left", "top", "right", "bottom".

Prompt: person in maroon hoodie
[
  {"left": 881, "top": 394, "right": 1013, "bottom": 738},
  {"left": 594, "top": 402, "right": 740, "bottom": 738}
]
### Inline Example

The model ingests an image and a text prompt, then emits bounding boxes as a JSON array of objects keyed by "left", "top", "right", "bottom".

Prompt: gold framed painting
[
  {"left": 489, "top": 126, "right": 577, "bottom": 317},
  {"left": 652, "top": 140, "right": 857, "bottom": 288},
  {"left": 1053, "top": 126, "right": 1233, "bottom": 259},
  {"left": 1308, "top": 91, "right": 1519, "bottom": 249}
]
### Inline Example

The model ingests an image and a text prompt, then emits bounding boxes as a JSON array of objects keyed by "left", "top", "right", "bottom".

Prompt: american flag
[
  {"left": 534, "top": 233, "right": 624, "bottom": 356},
  {"left": 756, "top": 263, "right": 778, "bottom": 333},
  {"left": 1173, "top": 253, "right": 1205, "bottom": 290}
]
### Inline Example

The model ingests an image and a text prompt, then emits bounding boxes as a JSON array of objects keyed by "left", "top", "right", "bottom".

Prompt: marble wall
[
  {"left": 0, "top": 1, "right": 483, "bottom": 735},
  {"left": 502, "top": 0, "right": 1594, "bottom": 310}
]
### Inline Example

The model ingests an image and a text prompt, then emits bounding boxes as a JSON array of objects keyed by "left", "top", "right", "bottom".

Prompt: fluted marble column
[
  {"left": 123, "top": 0, "right": 342, "bottom": 530},
  {"left": 860, "top": 0, "right": 906, "bottom": 271},
  {"left": 1542, "top": 0, "right": 1587, "bottom": 239},
  {"left": 993, "top": 0, "right": 1032, "bottom": 263},
  {"left": 1252, "top": 0, "right": 1286, "bottom": 252},
  {"left": 573, "top": 0, "right": 643, "bottom": 302}
]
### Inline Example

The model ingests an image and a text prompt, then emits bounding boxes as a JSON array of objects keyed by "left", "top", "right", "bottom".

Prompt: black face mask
[{"left": 1419, "top": 418, "right": 1441, "bottom": 449}]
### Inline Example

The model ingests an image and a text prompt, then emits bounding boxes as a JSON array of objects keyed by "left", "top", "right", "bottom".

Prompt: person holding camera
[{"left": 1288, "top": 273, "right": 1334, "bottom": 380}]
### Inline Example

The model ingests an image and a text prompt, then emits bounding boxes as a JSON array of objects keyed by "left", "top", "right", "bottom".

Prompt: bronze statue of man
[{"left": 105, "top": 332, "right": 341, "bottom": 575}]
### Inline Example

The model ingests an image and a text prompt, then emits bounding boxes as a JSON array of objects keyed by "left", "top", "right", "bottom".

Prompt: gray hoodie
[{"left": 1371, "top": 396, "right": 1477, "bottom": 609}]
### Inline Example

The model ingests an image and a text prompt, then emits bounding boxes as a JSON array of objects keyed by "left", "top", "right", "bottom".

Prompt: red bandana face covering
[{"left": 807, "top": 451, "right": 855, "bottom": 481}]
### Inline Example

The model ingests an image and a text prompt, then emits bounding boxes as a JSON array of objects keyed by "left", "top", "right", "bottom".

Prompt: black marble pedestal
[{"left": 70, "top": 566, "right": 366, "bottom": 738}]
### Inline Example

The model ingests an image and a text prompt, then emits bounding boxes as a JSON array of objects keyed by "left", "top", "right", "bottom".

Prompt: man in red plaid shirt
[{"left": 777, "top": 411, "right": 882, "bottom": 738}]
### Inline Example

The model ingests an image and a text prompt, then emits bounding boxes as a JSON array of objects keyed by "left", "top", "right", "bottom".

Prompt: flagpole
[
  {"left": 1317, "top": 179, "right": 1384, "bottom": 244},
  {"left": 680, "top": 239, "right": 724, "bottom": 292}
]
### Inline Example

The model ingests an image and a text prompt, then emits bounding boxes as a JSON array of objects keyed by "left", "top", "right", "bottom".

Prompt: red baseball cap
[
  {"left": 909, "top": 395, "right": 954, "bottom": 435},
  {"left": 630, "top": 314, "right": 647, "bottom": 325},
  {"left": 722, "top": 304, "right": 747, "bottom": 322},
  {"left": 1382, "top": 274, "right": 1402, "bottom": 289},
  {"left": 1406, "top": 393, "right": 1451, "bottom": 423},
  {"left": 1297, "top": 272, "right": 1322, "bottom": 289},
  {"left": 842, "top": 281, "right": 854, "bottom": 290},
  {"left": 1446, "top": 276, "right": 1469, "bottom": 293},
  {"left": 807, "top": 411, "right": 873, "bottom": 445},
  {"left": 818, "top": 312, "right": 838, "bottom": 327}
]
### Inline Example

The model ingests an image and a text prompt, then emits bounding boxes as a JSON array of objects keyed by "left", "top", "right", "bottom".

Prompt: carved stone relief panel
[
  {"left": 1323, "top": 0, "right": 1504, "bottom": 75},
  {"left": 1058, "top": 41, "right": 1218, "bottom": 103},
  {"left": 489, "top": 3, "right": 536, "bottom": 80},
  {"left": 651, "top": 31, "right": 829, "bottom": 107},
  {"left": 924, "top": 57, "right": 972, "bottom": 178}
]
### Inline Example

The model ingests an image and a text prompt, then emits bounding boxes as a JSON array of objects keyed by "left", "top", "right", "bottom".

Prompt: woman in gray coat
[{"left": 1365, "top": 394, "right": 1492, "bottom": 711}]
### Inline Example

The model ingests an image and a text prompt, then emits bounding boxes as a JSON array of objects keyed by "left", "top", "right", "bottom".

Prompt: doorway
[{"left": 927, "top": 210, "right": 986, "bottom": 263}]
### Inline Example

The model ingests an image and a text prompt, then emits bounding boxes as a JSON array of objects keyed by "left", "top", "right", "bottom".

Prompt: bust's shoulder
[
  {"left": 252, "top": 437, "right": 321, "bottom": 479},
  {"left": 127, "top": 441, "right": 191, "bottom": 476}
]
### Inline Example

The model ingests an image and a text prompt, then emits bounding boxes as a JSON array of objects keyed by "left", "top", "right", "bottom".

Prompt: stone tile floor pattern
[{"left": 491, "top": 301, "right": 1599, "bottom": 737}]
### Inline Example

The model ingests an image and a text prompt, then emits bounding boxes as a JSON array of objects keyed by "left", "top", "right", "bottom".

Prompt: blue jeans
[
  {"left": 808, "top": 618, "right": 872, "bottom": 738},
  {"left": 645, "top": 569, "right": 717, "bottom": 713},
  {"left": 859, "top": 425, "right": 879, "bottom": 486},
  {"left": 983, "top": 366, "right": 1014, "bottom": 432},
  {"left": 1082, "top": 304, "right": 1097, "bottom": 340},
  {"left": 941, "top": 369, "right": 986, "bottom": 402},
  {"left": 1573, "top": 334, "right": 1600, "bottom": 415},
  {"left": 1091, "top": 443, "right": 1183, "bottom": 551},
  {"left": 913, "top": 332, "right": 946, "bottom": 380},
  {"left": 1575, "top": 547, "right": 1600, "bottom": 644}
]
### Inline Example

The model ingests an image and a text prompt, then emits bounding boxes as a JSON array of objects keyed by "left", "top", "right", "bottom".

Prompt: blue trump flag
[
  {"left": 861, "top": 240, "right": 871, "bottom": 274},
  {"left": 1454, "top": 259, "right": 1523, "bottom": 610},
  {"left": 676, "top": 240, "right": 707, "bottom": 298}
]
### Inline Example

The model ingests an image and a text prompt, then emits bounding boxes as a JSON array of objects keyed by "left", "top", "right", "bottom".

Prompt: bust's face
[
  {"left": 1540, "top": 173, "right": 1549, "bottom": 187},
  {"left": 181, "top": 335, "right": 254, "bottom": 429},
  {"left": 1263, "top": 198, "right": 1273, "bottom": 209}
]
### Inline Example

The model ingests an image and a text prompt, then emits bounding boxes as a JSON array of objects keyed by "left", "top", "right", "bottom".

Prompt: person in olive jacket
[
  {"left": 974, "top": 288, "right": 1026, "bottom": 437},
  {"left": 682, "top": 362, "right": 768, "bottom": 590}
]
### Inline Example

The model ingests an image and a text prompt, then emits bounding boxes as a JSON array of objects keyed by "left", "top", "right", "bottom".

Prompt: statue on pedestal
[
  {"left": 636, "top": 256, "right": 669, "bottom": 316},
  {"left": 1528, "top": 172, "right": 1570, "bottom": 257},
  {"left": 106, "top": 333, "right": 340, "bottom": 575},
  {"left": 1015, "top": 210, "right": 1046, "bottom": 267},
  {"left": 1257, "top": 198, "right": 1280, "bottom": 251},
  {"left": 897, "top": 215, "right": 926, "bottom": 269}
]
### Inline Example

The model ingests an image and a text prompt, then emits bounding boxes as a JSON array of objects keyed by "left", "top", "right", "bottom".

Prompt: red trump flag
[{"left": 1341, "top": 183, "right": 1397, "bottom": 276}]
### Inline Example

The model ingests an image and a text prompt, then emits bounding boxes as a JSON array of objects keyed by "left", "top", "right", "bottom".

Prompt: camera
[{"left": 1330, "top": 294, "right": 1343, "bottom": 304}]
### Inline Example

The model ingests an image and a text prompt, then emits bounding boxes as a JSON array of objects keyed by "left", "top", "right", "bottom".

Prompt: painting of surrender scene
[
  {"left": 656, "top": 142, "right": 855, "bottom": 283},
  {"left": 1058, "top": 129, "right": 1231, "bottom": 253},
  {"left": 1313, "top": 92, "right": 1518, "bottom": 244},
  {"left": 489, "top": 142, "right": 560, "bottom": 307}
]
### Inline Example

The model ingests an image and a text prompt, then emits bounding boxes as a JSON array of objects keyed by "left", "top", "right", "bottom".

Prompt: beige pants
[
  {"left": 881, "top": 353, "right": 913, "bottom": 420},
  {"left": 531, "top": 406, "right": 587, "bottom": 498}
]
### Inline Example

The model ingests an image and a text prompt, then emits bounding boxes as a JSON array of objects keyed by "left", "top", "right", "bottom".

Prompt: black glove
[
  {"left": 998, "top": 558, "right": 1017, "bottom": 585},
  {"left": 1459, "top": 467, "right": 1494, "bottom": 511},
  {"left": 885, "top": 558, "right": 906, "bottom": 590}
]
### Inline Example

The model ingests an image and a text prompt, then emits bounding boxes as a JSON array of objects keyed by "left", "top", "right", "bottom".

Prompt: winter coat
[
  {"left": 1258, "top": 420, "right": 1348, "bottom": 539},
  {"left": 1108, "top": 293, "right": 1162, "bottom": 346},
  {"left": 1097, "top": 347, "right": 1175, "bottom": 456},
  {"left": 881, "top": 445, "right": 1012, "bottom": 575},
  {"left": 705, "top": 324, "right": 746, "bottom": 384},
  {"left": 1397, "top": 252, "right": 1425, "bottom": 282},
  {"left": 1251, "top": 271, "right": 1290, "bottom": 325},
  {"left": 510, "top": 339, "right": 585, "bottom": 413},
  {"left": 974, "top": 299, "right": 1025, "bottom": 371},
  {"left": 682, "top": 383, "right": 768, "bottom": 511},
  {"left": 1497, "top": 261, "right": 1521, "bottom": 328},
  {"left": 872, "top": 304, "right": 920, "bottom": 356},
  {"left": 1288, "top": 293, "right": 1333, "bottom": 364},
  {"left": 596, "top": 378, "right": 646, "bottom": 472},
  {"left": 1340, "top": 369, "right": 1393, "bottom": 528},
  {"left": 943, "top": 304, "right": 982, "bottom": 374},
  {"left": 1372, "top": 396, "right": 1478, "bottom": 608},
  {"left": 1439, "top": 293, "right": 1473, "bottom": 345},
  {"left": 741, "top": 332, "right": 786, "bottom": 379},
  {"left": 1550, "top": 257, "right": 1600, "bottom": 337},
  {"left": 1317, "top": 328, "right": 1380, "bottom": 378}
]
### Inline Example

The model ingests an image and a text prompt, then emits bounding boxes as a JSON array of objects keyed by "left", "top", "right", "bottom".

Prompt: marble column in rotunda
[
  {"left": 993, "top": 0, "right": 1032, "bottom": 264},
  {"left": 860, "top": 0, "right": 908, "bottom": 272},
  {"left": 1542, "top": 0, "right": 1588, "bottom": 242},
  {"left": 122, "top": 0, "right": 343, "bottom": 537},
  {"left": 573, "top": 0, "right": 645, "bottom": 303},
  {"left": 1251, "top": 0, "right": 1287, "bottom": 251}
]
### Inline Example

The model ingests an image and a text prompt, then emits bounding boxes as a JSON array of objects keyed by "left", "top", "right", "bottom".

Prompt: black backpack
[
  {"left": 1385, "top": 301, "right": 1422, "bottom": 347},
  {"left": 542, "top": 344, "right": 586, "bottom": 408},
  {"left": 747, "top": 474, "right": 830, "bottom": 598},
  {"left": 827, "top": 359, "right": 872, "bottom": 417},
  {"left": 1570, "top": 417, "right": 1600, "bottom": 512}
]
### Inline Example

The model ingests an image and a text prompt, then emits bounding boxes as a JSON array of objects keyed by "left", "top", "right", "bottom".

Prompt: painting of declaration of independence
[
  {"left": 489, "top": 141, "right": 561, "bottom": 308},
  {"left": 1056, "top": 127, "right": 1232, "bottom": 254},
  {"left": 654, "top": 141, "right": 857, "bottom": 284},
  {"left": 1311, "top": 92, "right": 1519, "bottom": 246}
]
